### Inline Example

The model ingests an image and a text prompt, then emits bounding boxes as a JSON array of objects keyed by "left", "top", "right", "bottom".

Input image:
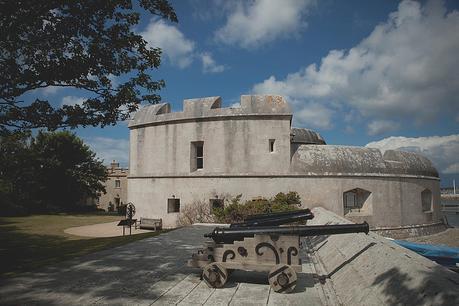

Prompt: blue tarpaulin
[{"left": 394, "top": 240, "right": 459, "bottom": 270}]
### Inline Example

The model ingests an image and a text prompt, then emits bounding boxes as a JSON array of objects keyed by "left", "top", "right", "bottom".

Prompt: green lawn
[{"left": 0, "top": 214, "right": 163, "bottom": 278}]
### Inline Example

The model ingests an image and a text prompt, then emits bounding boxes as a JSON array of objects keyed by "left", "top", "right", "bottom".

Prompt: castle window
[
  {"left": 191, "top": 141, "right": 204, "bottom": 171},
  {"left": 210, "top": 198, "right": 224, "bottom": 210},
  {"left": 421, "top": 189, "right": 432, "bottom": 212},
  {"left": 269, "top": 139, "right": 275, "bottom": 152},
  {"left": 168, "top": 198, "right": 180, "bottom": 213},
  {"left": 343, "top": 188, "right": 371, "bottom": 214},
  {"left": 115, "top": 180, "right": 121, "bottom": 188}
]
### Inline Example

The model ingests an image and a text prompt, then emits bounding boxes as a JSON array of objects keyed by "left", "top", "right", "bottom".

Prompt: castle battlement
[{"left": 129, "top": 95, "right": 292, "bottom": 128}]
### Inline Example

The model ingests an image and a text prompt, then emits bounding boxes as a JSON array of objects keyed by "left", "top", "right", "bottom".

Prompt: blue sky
[{"left": 34, "top": 0, "right": 459, "bottom": 186}]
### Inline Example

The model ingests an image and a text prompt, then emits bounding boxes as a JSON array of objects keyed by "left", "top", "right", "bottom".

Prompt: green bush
[{"left": 213, "top": 192, "right": 301, "bottom": 223}]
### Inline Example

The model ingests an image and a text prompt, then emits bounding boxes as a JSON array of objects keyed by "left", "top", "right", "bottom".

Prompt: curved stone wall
[
  {"left": 128, "top": 175, "right": 440, "bottom": 228},
  {"left": 128, "top": 95, "right": 441, "bottom": 228}
]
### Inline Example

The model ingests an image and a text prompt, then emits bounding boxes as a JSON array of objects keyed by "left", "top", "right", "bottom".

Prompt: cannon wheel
[
  {"left": 268, "top": 264, "right": 297, "bottom": 293},
  {"left": 202, "top": 263, "right": 228, "bottom": 288}
]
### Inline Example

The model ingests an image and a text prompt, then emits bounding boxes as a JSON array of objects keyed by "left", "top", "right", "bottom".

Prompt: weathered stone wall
[
  {"left": 129, "top": 118, "right": 292, "bottom": 177},
  {"left": 128, "top": 175, "right": 440, "bottom": 228}
]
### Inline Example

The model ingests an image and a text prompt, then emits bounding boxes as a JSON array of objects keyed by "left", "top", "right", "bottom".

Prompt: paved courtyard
[
  {"left": 0, "top": 225, "right": 330, "bottom": 305},
  {"left": 64, "top": 221, "right": 151, "bottom": 238}
]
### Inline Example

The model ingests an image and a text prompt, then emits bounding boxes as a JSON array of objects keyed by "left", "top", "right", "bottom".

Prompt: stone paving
[{"left": 0, "top": 225, "right": 330, "bottom": 306}]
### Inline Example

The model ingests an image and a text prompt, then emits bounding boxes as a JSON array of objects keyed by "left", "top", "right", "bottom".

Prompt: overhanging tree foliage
[
  {"left": 0, "top": 0, "right": 177, "bottom": 134},
  {"left": 0, "top": 131, "right": 36, "bottom": 213}
]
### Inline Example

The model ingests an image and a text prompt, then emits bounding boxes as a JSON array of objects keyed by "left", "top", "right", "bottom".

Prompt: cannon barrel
[
  {"left": 205, "top": 222, "right": 369, "bottom": 244},
  {"left": 244, "top": 209, "right": 312, "bottom": 221},
  {"left": 230, "top": 209, "right": 314, "bottom": 228}
]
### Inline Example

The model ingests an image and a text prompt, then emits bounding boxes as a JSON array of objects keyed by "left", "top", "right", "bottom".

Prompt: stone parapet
[{"left": 129, "top": 95, "right": 292, "bottom": 128}]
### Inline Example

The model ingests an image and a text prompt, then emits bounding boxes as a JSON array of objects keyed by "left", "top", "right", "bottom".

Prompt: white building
[{"left": 128, "top": 95, "right": 440, "bottom": 228}]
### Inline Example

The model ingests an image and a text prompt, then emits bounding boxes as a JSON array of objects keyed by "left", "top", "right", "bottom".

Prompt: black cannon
[
  {"left": 207, "top": 222, "right": 369, "bottom": 244},
  {"left": 229, "top": 209, "right": 314, "bottom": 228},
  {"left": 188, "top": 209, "right": 369, "bottom": 293}
]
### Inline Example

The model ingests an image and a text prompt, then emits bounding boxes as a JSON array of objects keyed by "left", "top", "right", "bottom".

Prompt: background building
[
  {"left": 98, "top": 160, "right": 128, "bottom": 212},
  {"left": 128, "top": 95, "right": 440, "bottom": 228}
]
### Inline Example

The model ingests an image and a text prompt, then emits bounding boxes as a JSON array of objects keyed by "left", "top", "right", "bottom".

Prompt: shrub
[
  {"left": 177, "top": 200, "right": 215, "bottom": 226},
  {"left": 213, "top": 192, "right": 301, "bottom": 223}
]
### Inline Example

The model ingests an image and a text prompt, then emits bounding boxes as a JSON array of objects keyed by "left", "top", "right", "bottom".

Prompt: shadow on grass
[{"left": 0, "top": 222, "right": 162, "bottom": 278}]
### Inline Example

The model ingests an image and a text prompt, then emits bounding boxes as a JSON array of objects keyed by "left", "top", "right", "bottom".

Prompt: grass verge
[{"left": 0, "top": 214, "right": 163, "bottom": 278}]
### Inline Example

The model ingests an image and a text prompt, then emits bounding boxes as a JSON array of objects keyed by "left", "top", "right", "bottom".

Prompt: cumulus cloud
[
  {"left": 295, "top": 102, "right": 334, "bottom": 129},
  {"left": 140, "top": 19, "right": 226, "bottom": 72},
  {"left": 252, "top": 0, "right": 459, "bottom": 132},
  {"left": 61, "top": 96, "right": 85, "bottom": 107},
  {"left": 365, "top": 134, "right": 459, "bottom": 174},
  {"left": 215, "top": 0, "right": 315, "bottom": 48},
  {"left": 83, "top": 137, "right": 129, "bottom": 166},
  {"left": 200, "top": 52, "right": 226, "bottom": 73},
  {"left": 141, "top": 19, "right": 195, "bottom": 68},
  {"left": 367, "top": 120, "right": 401, "bottom": 136}
]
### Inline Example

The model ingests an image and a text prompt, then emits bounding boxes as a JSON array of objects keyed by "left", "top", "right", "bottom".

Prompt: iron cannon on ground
[{"left": 188, "top": 208, "right": 369, "bottom": 293}]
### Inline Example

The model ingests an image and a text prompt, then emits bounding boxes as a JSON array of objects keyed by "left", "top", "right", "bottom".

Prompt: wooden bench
[{"left": 137, "top": 217, "right": 162, "bottom": 231}]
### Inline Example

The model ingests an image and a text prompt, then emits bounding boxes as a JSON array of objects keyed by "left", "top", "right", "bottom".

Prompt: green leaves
[
  {"left": 213, "top": 192, "right": 302, "bottom": 224},
  {"left": 0, "top": 131, "right": 107, "bottom": 214},
  {"left": 0, "top": 0, "right": 177, "bottom": 134}
]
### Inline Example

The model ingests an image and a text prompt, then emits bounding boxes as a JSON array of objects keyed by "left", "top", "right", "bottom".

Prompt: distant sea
[{"left": 442, "top": 197, "right": 459, "bottom": 227}]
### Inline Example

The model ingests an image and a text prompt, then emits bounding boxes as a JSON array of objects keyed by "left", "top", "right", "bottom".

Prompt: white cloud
[
  {"left": 83, "top": 137, "right": 129, "bottom": 166},
  {"left": 141, "top": 19, "right": 195, "bottom": 68},
  {"left": 140, "top": 20, "right": 227, "bottom": 73},
  {"left": 252, "top": 0, "right": 459, "bottom": 131},
  {"left": 200, "top": 52, "right": 226, "bottom": 73},
  {"left": 215, "top": 0, "right": 315, "bottom": 48},
  {"left": 295, "top": 102, "right": 334, "bottom": 129},
  {"left": 41, "top": 86, "right": 61, "bottom": 95},
  {"left": 61, "top": 96, "right": 85, "bottom": 107},
  {"left": 444, "top": 163, "right": 459, "bottom": 174},
  {"left": 365, "top": 134, "right": 459, "bottom": 174},
  {"left": 367, "top": 120, "right": 401, "bottom": 136}
]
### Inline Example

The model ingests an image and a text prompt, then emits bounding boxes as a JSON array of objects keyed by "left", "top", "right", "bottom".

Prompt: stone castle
[{"left": 128, "top": 95, "right": 440, "bottom": 228}]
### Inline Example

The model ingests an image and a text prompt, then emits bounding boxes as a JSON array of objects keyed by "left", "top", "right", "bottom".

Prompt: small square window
[
  {"left": 168, "top": 198, "right": 180, "bottom": 213},
  {"left": 269, "top": 139, "right": 275, "bottom": 152},
  {"left": 115, "top": 180, "right": 121, "bottom": 188},
  {"left": 210, "top": 198, "right": 224, "bottom": 210}
]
